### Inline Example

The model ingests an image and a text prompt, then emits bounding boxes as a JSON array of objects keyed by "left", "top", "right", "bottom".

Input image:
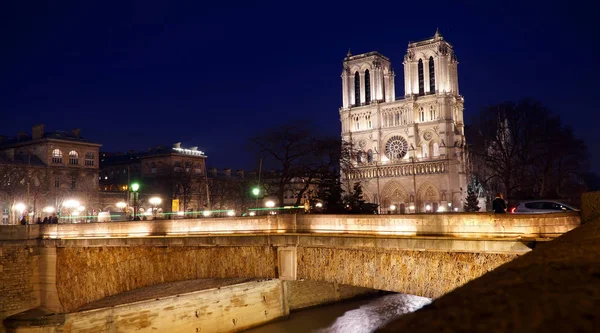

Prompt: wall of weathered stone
[
  {"left": 60, "top": 280, "right": 286, "bottom": 333},
  {"left": 284, "top": 280, "right": 377, "bottom": 310},
  {"left": 296, "top": 247, "right": 517, "bottom": 299},
  {"left": 56, "top": 246, "right": 278, "bottom": 312},
  {"left": 0, "top": 245, "right": 39, "bottom": 331},
  {"left": 581, "top": 191, "right": 600, "bottom": 222}
]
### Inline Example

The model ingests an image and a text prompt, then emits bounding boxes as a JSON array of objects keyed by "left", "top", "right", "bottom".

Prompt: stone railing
[
  {"left": 347, "top": 160, "right": 449, "bottom": 179},
  {"left": 0, "top": 212, "right": 580, "bottom": 241}
]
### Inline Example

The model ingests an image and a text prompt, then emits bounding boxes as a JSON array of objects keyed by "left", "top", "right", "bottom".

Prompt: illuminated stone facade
[
  {"left": 340, "top": 30, "right": 467, "bottom": 213},
  {"left": 99, "top": 142, "right": 208, "bottom": 216},
  {"left": 0, "top": 124, "right": 101, "bottom": 223}
]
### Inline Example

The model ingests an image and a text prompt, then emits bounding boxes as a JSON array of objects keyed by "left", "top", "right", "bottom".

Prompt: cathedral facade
[{"left": 339, "top": 30, "right": 467, "bottom": 213}]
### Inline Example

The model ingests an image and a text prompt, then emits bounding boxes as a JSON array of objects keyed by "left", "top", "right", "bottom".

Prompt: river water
[{"left": 243, "top": 293, "right": 431, "bottom": 333}]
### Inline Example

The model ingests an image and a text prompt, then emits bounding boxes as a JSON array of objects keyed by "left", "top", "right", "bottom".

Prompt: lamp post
[
  {"left": 149, "top": 197, "right": 162, "bottom": 219},
  {"left": 131, "top": 183, "right": 140, "bottom": 220}
]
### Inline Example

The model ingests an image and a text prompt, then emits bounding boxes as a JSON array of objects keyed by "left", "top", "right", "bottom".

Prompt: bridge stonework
[{"left": 0, "top": 212, "right": 580, "bottom": 330}]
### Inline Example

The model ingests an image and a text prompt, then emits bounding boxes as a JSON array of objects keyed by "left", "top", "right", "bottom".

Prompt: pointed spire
[
  {"left": 434, "top": 28, "right": 441, "bottom": 39},
  {"left": 346, "top": 48, "right": 352, "bottom": 57}
]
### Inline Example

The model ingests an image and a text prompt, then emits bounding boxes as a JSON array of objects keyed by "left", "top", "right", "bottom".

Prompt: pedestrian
[
  {"left": 43, "top": 216, "right": 49, "bottom": 224},
  {"left": 36, "top": 217, "right": 42, "bottom": 224},
  {"left": 492, "top": 192, "right": 507, "bottom": 213}
]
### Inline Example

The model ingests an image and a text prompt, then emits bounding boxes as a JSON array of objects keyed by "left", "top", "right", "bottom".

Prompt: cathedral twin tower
[{"left": 339, "top": 30, "right": 467, "bottom": 213}]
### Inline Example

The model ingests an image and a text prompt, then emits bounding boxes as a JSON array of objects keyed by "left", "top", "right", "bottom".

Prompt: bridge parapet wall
[{"left": 0, "top": 212, "right": 580, "bottom": 241}]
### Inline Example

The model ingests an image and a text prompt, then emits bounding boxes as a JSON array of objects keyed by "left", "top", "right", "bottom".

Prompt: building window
[
  {"left": 429, "top": 56, "right": 436, "bottom": 93},
  {"left": 418, "top": 59, "right": 424, "bottom": 96},
  {"left": 185, "top": 161, "right": 192, "bottom": 172},
  {"left": 433, "top": 142, "right": 440, "bottom": 157},
  {"left": 366, "top": 115, "right": 372, "bottom": 129},
  {"left": 367, "top": 150, "right": 373, "bottom": 163},
  {"left": 52, "top": 149, "right": 63, "bottom": 164},
  {"left": 429, "top": 105, "right": 436, "bottom": 121},
  {"left": 69, "top": 150, "right": 79, "bottom": 165},
  {"left": 357, "top": 151, "right": 363, "bottom": 164},
  {"left": 422, "top": 143, "right": 429, "bottom": 158},
  {"left": 354, "top": 116, "right": 360, "bottom": 130},
  {"left": 419, "top": 107, "right": 425, "bottom": 122},
  {"left": 71, "top": 176, "right": 76, "bottom": 190},
  {"left": 354, "top": 71, "right": 360, "bottom": 106},
  {"left": 54, "top": 177, "right": 60, "bottom": 188},
  {"left": 151, "top": 162, "right": 157, "bottom": 174},
  {"left": 364, "top": 69, "right": 371, "bottom": 104},
  {"left": 85, "top": 152, "right": 94, "bottom": 166}
]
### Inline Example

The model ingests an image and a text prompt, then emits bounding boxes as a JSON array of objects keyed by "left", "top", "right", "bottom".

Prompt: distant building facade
[
  {"left": 99, "top": 143, "right": 208, "bottom": 217},
  {"left": 339, "top": 30, "right": 468, "bottom": 213},
  {"left": 0, "top": 124, "right": 101, "bottom": 223}
]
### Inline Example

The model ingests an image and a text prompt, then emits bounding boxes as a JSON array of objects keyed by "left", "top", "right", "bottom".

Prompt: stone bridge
[{"left": 0, "top": 212, "right": 579, "bottom": 325}]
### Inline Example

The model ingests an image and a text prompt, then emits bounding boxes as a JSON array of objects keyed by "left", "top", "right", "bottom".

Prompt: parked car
[{"left": 510, "top": 200, "right": 579, "bottom": 214}]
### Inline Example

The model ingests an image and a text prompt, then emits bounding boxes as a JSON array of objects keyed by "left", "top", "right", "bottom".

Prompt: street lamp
[
  {"left": 149, "top": 197, "right": 162, "bottom": 218},
  {"left": 315, "top": 202, "right": 323, "bottom": 208},
  {"left": 63, "top": 199, "right": 80, "bottom": 209},
  {"left": 390, "top": 204, "right": 396, "bottom": 213},
  {"left": 252, "top": 187, "right": 260, "bottom": 196},
  {"left": 131, "top": 183, "right": 140, "bottom": 220},
  {"left": 265, "top": 200, "right": 275, "bottom": 208},
  {"left": 426, "top": 204, "right": 431, "bottom": 212},
  {"left": 227, "top": 210, "right": 235, "bottom": 217},
  {"left": 116, "top": 202, "right": 127, "bottom": 211},
  {"left": 13, "top": 202, "right": 26, "bottom": 224}
]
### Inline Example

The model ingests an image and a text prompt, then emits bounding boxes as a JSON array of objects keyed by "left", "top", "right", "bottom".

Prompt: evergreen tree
[
  {"left": 463, "top": 184, "right": 481, "bottom": 212},
  {"left": 316, "top": 176, "right": 345, "bottom": 214}
]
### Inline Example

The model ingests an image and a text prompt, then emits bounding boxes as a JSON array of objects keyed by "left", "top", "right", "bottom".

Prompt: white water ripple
[{"left": 315, "top": 294, "right": 432, "bottom": 333}]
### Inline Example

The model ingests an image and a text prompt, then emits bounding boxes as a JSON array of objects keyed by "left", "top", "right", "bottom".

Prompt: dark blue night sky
[{"left": 1, "top": 1, "right": 598, "bottom": 173}]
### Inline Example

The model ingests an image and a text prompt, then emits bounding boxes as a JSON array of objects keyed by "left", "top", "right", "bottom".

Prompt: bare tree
[{"left": 468, "top": 99, "right": 590, "bottom": 201}]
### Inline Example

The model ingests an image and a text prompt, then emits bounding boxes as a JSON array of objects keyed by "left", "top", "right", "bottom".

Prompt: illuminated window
[
  {"left": 418, "top": 59, "right": 424, "bottom": 96},
  {"left": 429, "top": 56, "right": 436, "bottom": 93},
  {"left": 52, "top": 149, "right": 63, "bottom": 164},
  {"left": 151, "top": 162, "right": 156, "bottom": 174},
  {"left": 85, "top": 152, "right": 94, "bottom": 166},
  {"left": 354, "top": 72, "right": 360, "bottom": 106},
  {"left": 69, "top": 150, "right": 79, "bottom": 165},
  {"left": 364, "top": 69, "right": 371, "bottom": 104},
  {"left": 54, "top": 177, "right": 60, "bottom": 188}
]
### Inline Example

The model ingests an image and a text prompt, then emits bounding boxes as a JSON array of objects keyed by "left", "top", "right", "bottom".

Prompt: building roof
[
  {"left": 344, "top": 51, "right": 390, "bottom": 62},
  {"left": 101, "top": 145, "right": 206, "bottom": 167},
  {"left": 0, "top": 130, "right": 100, "bottom": 148}
]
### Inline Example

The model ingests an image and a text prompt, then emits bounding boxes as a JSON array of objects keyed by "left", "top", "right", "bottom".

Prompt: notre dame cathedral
[{"left": 340, "top": 30, "right": 467, "bottom": 213}]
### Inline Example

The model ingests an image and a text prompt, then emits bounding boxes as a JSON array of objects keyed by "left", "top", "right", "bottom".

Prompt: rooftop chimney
[
  {"left": 173, "top": 142, "right": 181, "bottom": 149},
  {"left": 236, "top": 169, "right": 245, "bottom": 178},
  {"left": 222, "top": 168, "right": 231, "bottom": 177},
  {"left": 32, "top": 124, "right": 44, "bottom": 140},
  {"left": 72, "top": 128, "right": 81, "bottom": 138},
  {"left": 190, "top": 146, "right": 198, "bottom": 151}
]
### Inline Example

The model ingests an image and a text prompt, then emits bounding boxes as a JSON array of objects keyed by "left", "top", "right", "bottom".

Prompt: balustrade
[{"left": 347, "top": 160, "right": 448, "bottom": 180}]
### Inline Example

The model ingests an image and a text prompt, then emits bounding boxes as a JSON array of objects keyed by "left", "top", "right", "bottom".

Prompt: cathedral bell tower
[
  {"left": 403, "top": 29, "right": 459, "bottom": 97},
  {"left": 341, "top": 51, "right": 395, "bottom": 109}
]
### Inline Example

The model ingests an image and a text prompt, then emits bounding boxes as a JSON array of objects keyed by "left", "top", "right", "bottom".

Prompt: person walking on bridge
[{"left": 492, "top": 193, "right": 507, "bottom": 213}]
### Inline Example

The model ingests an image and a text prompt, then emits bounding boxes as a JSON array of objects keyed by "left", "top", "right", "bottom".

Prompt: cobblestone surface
[{"left": 76, "top": 278, "right": 257, "bottom": 311}]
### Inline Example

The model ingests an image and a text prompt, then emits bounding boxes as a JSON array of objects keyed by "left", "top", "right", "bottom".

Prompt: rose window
[{"left": 385, "top": 136, "right": 408, "bottom": 160}]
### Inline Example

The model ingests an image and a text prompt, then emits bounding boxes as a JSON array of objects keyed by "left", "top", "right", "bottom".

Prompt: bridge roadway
[{"left": 0, "top": 212, "right": 580, "bottom": 331}]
